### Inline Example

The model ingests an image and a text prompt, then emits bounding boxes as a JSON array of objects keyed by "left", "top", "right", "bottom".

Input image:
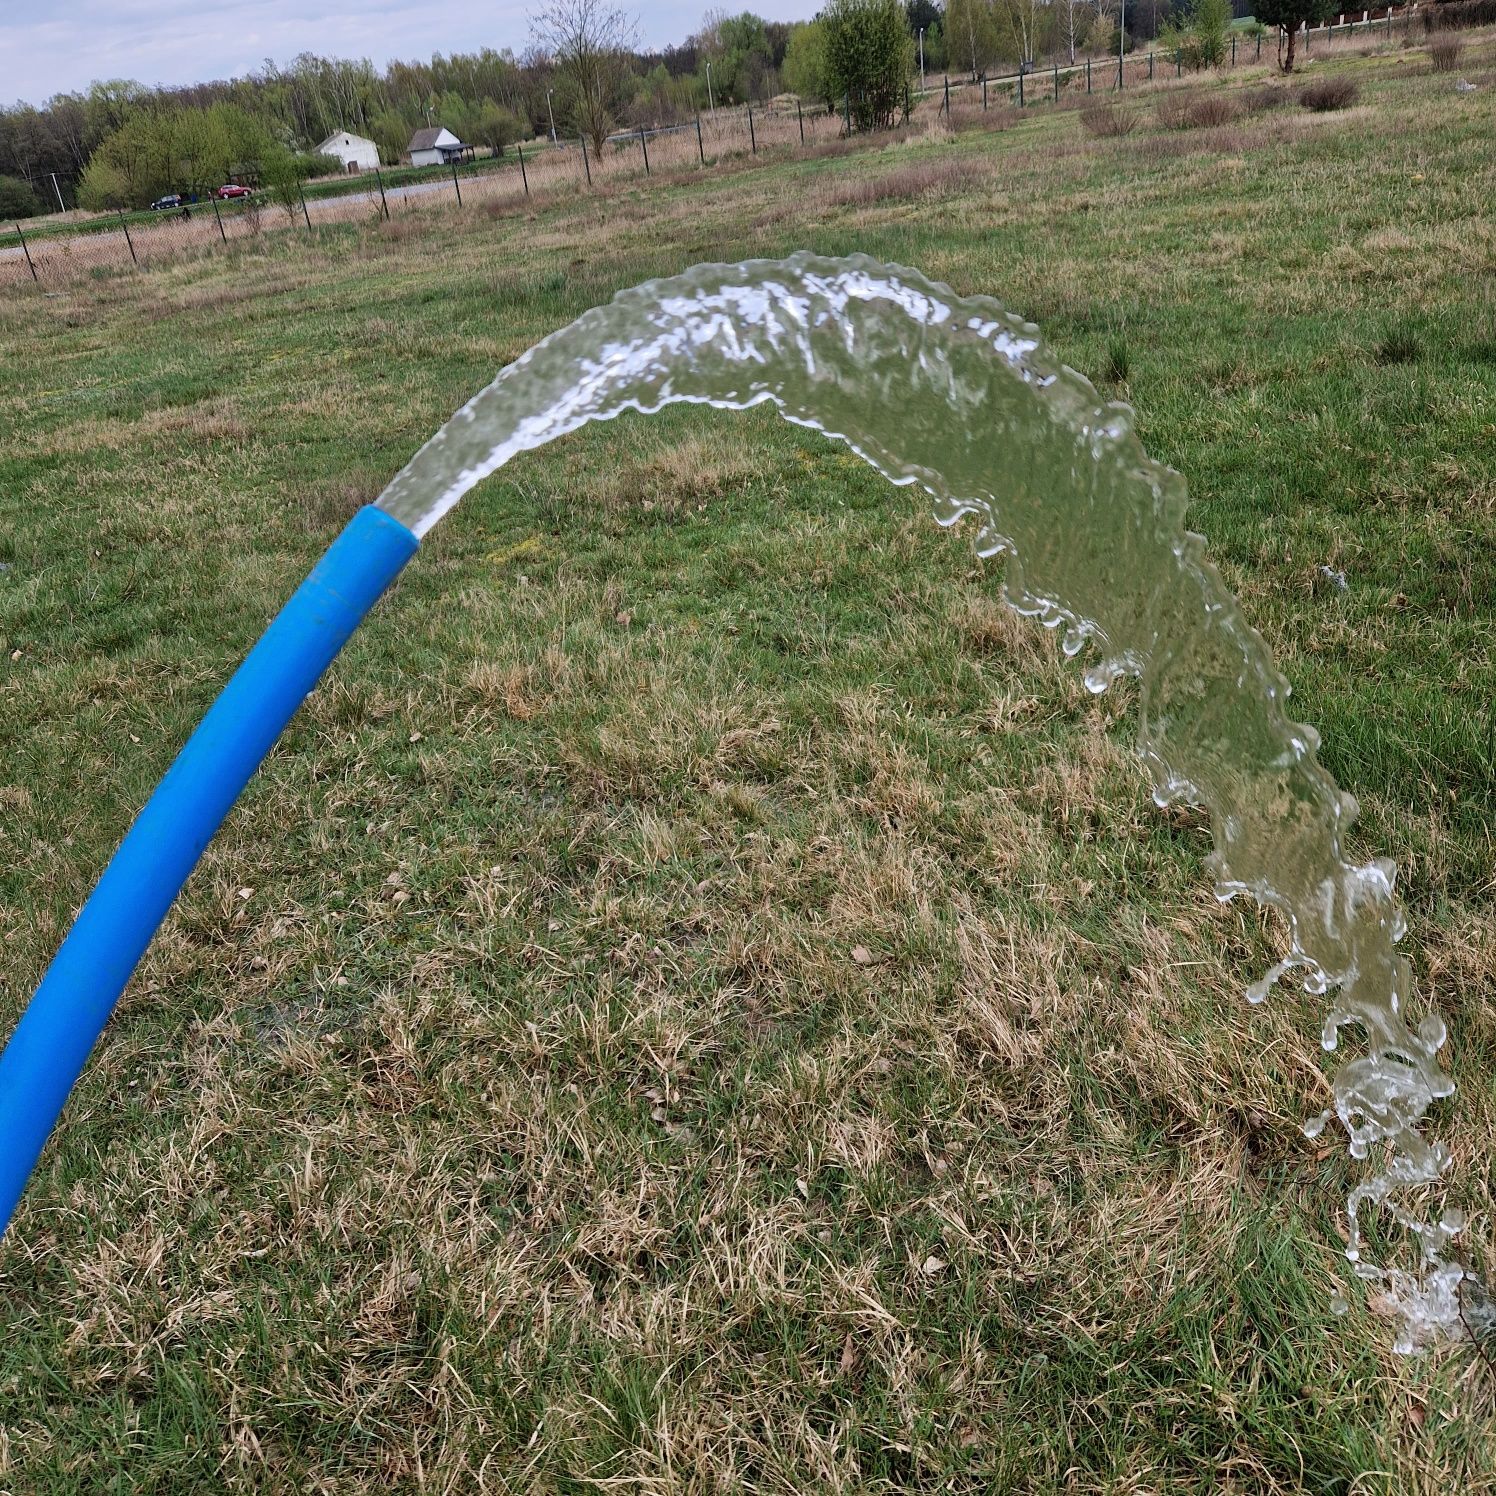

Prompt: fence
[{"left": 0, "top": 3, "right": 1441, "bottom": 292}]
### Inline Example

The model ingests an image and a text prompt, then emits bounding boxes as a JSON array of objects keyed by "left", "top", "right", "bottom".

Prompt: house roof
[
  {"left": 316, "top": 130, "right": 376, "bottom": 152},
  {"left": 408, "top": 126, "right": 467, "bottom": 152}
]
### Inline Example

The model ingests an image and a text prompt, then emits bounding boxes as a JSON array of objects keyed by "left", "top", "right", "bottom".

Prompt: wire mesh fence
[{"left": 0, "top": 4, "right": 1434, "bottom": 293}]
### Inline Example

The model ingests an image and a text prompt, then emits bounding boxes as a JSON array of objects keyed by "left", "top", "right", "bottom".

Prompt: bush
[
  {"left": 1080, "top": 103, "right": 1138, "bottom": 137},
  {"left": 1157, "top": 91, "right": 1242, "bottom": 129},
  {"left": 0, "top": 174, "right": 42, "bottom": 219},
  {"left": 1299, "top": 77, "right": 1358, "bottom": 111},
  {"left": 1429, "top": 34, "right": 1463, "bottom": 70},
  {"left": 1242, "top": 84, "right": 1290, "bottom": 114}
]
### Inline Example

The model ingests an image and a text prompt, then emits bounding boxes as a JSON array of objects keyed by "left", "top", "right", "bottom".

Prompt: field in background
[{"left": 1, "top": 33, "right": 1494, "bottom": 1493}]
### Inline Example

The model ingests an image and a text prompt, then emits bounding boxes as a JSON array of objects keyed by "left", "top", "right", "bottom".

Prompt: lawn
[{"left": 1, "top": 35, "right": 1494, "bottom": 1493}]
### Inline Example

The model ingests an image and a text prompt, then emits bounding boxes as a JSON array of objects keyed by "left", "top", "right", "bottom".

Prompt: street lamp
[
  {"left": 919, "top": 27, "right": 925, "bottom": 90},
  {"left": 546, "top": 88, "right": 557, "bottom": 144},
  {"left": 705, "top": 61, "right": 714, "bottom": 113}
]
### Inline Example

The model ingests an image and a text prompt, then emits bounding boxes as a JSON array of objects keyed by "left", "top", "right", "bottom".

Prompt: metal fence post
[
  {"left": 15, "top": 222, "right": 37, "bottom": 283},
  {"left": 1053, "top": 63, "right": 1060, "bottom": 101},
  {"left": 1118, "top": 52, "right": 1125, "bottom": 89},
  {"left": 696, "top": 114, "right": 705, "bottom": 163},
  {"left": 1232, "top": 34, "right": 1237, "bottom": 63},
  {"left": 1087, "top": 58, "right": 1093, "bottom": 92},
  {"left": 639, "top": 125, "right": 650, "bottom": 174},
  {"left": 1149, "top": 50, "right": 1155, "bottom": 78},
  {"left": 117, "top": 210, "right": 137, "bottom": 265},
  {"left": 943, "top": 75, "right": 951, "bottom": 115},
  {"left": 1258, "top": 30, "right": 1263, "bottom": 57},
  {"left": 517, "top": 143, "right": 529, "bottom": 196},
  {"left": 844, "top": 92, "right": 851, "bottom": 133},
  {"left": 1018, "top": 70, "right": 1025, "bottom": 107},
  {"left": 581, "top": 136, "right": 592, "bottom": 185},
  {"left": 799, "top": 100, "right": 806, "bottom": 142},
  {"left": 209, "top": 191, "right": 227, "bottom": 243},
  {"left": 1176, "top": 48, "right": 1183, "bottom": 75},
  {"left": 983, "top": 76, "right": 989, "bottom": 109},
  {"left": 298, "top": 182, "right": 311, "bottom": 228},
  {"left": 450, "top": 159, "right": 462, "bottom": 206},
  {"left": 748, "top": 102, "right": 756, "bottom": 153},
  {"left": 374, "top": 165, "right": 390, "bottom": 218}
]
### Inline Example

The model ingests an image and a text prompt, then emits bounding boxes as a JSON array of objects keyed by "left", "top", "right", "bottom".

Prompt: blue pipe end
[{"left": 0, "top": 506, "right": 418, "bottom": 1237}]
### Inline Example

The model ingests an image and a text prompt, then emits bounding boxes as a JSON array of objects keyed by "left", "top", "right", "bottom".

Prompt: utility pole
[
  {"left": 919, "top": 27, "right": 926, "bottom": 90},
  {"left": 1120, "top": 0, "right": 1127, "bottom": 86},
  {"left": 547, "top": 88, "right": 557, "bottom": 144},
  {"left": 47, "top": 172, "right": 65, "bottom": 214},
  {"left": 706, "top": 61, "right": 715, "bottom": 113}
]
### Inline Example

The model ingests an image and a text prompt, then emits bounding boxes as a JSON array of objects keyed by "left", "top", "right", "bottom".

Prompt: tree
[
  {"left": 992, "top": 0, "right": 1055, "bottom": 67},
  {"left": 0, "top": 175, "right": 41, "bottom": 219},
  {"left": 823, "top": 0, "right": 914, "bottom": 130},
  {"left": 470, "top": 99, "right": 526, "bottom": 155},
  {"left": 945, "top": 0, "right": 1000, "bottom": 77},
  {"left": 534, "top": 0, "right": 636, "bottom": 156},
  {"left": 1255, "top": 0, "right": 1333, "bottom": 70},
  {"left": 784, "top": 21, "right": 831, "bottom": 106}
]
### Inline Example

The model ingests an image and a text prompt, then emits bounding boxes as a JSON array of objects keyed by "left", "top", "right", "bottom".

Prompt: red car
[{"left": 216, "top": 184, "right": 252, "bottom": 200}]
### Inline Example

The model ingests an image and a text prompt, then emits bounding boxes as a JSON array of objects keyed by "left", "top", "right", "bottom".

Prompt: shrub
[
  {"left": 1157, "top": 91, "right": 1242, "bottom": 129},
  {"left": 0, "top": 174, "right": 42, "bottom": 219},
  {"left": 1080, "top": 102, "right": 1138, "bottom": 137},
  {"left": 1242, "top": 84, "right": 1290, "bottom": 114},
  {"left": 1429, "top": 34, "right": 1463, "bottom": 70},
  {"left": 1299, "top": 77, "right": 1358, "bottom": 111}
]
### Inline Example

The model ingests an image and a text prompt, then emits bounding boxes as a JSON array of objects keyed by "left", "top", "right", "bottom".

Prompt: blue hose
[{"left": 0, "top": 505, "right": 419, "bottom": 1236}]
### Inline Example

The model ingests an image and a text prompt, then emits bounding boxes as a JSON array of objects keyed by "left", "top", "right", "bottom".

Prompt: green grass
[{"left": 2, "top": 35, "right": 1495, "bottom": 1492}]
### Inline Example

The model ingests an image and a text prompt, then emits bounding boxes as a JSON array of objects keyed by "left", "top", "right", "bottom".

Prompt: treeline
[{"left": 0, "top": 0, "right": 1216, "bottom": 216}]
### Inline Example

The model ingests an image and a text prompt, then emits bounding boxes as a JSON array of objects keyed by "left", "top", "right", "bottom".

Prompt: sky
[{"left": 0, "top": 0, "right": 817, "bottom": 108}]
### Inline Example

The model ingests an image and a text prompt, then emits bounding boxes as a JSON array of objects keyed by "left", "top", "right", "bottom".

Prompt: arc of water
[{"left": 0, "top": 254, "right": 1469, "bottom": 1350}]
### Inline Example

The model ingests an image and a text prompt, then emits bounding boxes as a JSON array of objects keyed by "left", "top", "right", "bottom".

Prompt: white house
[
  {"left": 315, "top": 130, "right": 381, "bottom": 173},
  {"left": 408, "top": 126, "right": 472, "bottom": 167}
]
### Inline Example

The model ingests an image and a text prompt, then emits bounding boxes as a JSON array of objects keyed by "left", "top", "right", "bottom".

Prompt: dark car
[{"left": 150, "top": 194, "right": 183, "bottom": 211}]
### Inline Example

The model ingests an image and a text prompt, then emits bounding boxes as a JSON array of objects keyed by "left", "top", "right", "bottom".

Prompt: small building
[
  {"left": 408, "top": 126, "right": 473, "bottom": 167},
  {"left": 315, "top": 130, "right": 381, "bottom": 173}
]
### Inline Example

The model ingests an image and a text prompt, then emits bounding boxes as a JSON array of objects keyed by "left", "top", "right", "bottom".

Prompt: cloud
[{"left": 0, "top": 0, "right": 816, "bottom": 105}]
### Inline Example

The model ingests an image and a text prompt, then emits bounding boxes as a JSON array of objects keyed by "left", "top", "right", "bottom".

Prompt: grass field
[{"left": 1, "top": 35, "right": 1494, "bottom": 1493}]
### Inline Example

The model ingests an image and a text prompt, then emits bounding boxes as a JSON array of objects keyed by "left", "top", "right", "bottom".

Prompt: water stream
[{"left": 377, "top": 252, "right": 1478, "bottom": 1351}]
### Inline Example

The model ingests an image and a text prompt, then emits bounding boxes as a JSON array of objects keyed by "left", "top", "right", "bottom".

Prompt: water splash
[{"left": 378, "top": 252, "right": 1479, "bottom": 1350}]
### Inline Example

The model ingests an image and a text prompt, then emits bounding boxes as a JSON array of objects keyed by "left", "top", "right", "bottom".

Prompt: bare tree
[{"left": 533, "top": 0, "right": 637, "bottom": 157}]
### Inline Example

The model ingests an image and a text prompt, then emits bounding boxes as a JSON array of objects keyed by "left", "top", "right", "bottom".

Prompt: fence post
[
  {"left": 209, "top": 191, "right": 227, "bottom": 243},
  {"left": 799, "top": 99, "right": 806, "bottom": 142},
  {"left": 696, "top": 114, "right": 705, "bottom": 164},
  {"left": 1118, "top": 52, "right": 1124, "bottom": 89},
  {"left": 1149, "top": 50, "right": 1155, "bottom": 78},
  {"left": 374, "top": 165, "right": 390, "bottom": 218},
  {"left": 1232, "top": 34, "right": 1237, "bottom": 63},
  {"left": 942, "top": 75, "right": 951, "bottom": 115},
  {"left": 1258, "top": 30, "right": 1263, "bottom": 56},
  {"left": 15, "top": 222, "right": 37, "bottom": 283},
  {"left": 1018, "top": 69, "right": 1025, "bottom": 107},
  {"left": 117, "top": 210, "right": 137, "bottom": 265},
  {"left": 450, "top": 159, "right": 462, "bottom": 206},
  {"left": 1053, "top": 63, "right": 1060, "bottom": 101},
  {"left": 1087, "top": 58, "right": 1093, "bottom": 92},
  {"left": 748, "top": 102, "right": 756, "bottom": 153},
  {"left": 844, "top": 92, "right": 851, "bottom": 133},
  {"left": 639, "top": 125, "right": 650, "bottom": 174},
  {"left": 1176, "top": 47, "right": 1183, "bottom": 75},
  {"left": 581, "top": 136, "right": 592, "bottom": 186},
  {"left": 298, "top": 181, "right": 312, "bottom": 229},
  {"left": 517, "top": 143, "right": 529, "bottom": 196},
  {"left": 983, "top": 75, "right": 989, "bottom": 109}
]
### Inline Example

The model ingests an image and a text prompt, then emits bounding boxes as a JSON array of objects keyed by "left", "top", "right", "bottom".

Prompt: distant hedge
[
  {"left": 0, "top": 174, "right": 41, "bottom": 220},
  {"left": 1425, "top": 0, "right": 1496, "bottom": 27}
]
